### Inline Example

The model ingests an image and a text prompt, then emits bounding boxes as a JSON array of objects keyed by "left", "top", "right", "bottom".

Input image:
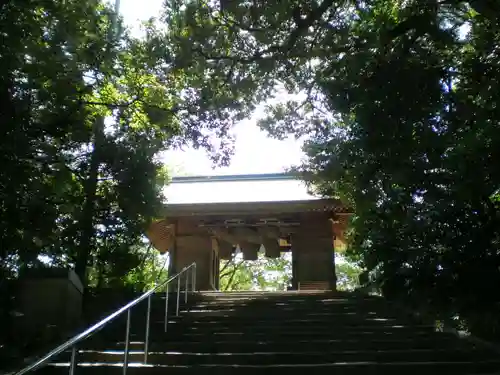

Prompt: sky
[
  {"left": 162, "top": 115, "right": 305, "bottom": 176},
  {"left": 118, "top": 0, "right": 312, "bottom": 202}
]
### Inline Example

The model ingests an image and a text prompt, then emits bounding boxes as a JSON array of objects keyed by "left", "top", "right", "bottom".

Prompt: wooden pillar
[
  {"left": 175, "top": 235, "right": 217, "bottom": 291},
  {"left": 167, "top": 220, "right": 178, "bottom": 276},
  {"left": 210, "top": 237, "right": 219, "bottom": 289},
  {"left": 292, "top": 213, "right": 336, "bottom": 291},
  {"left": 291, "top": 246, "right": 299, "bottom": 290}
]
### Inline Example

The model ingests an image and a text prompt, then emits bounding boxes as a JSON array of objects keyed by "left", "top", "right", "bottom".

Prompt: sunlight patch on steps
[
  {"left": 183, "top": 325, "right": 411, "bottom": 330},
  {"left": 113, "top": 341, "right": 145, "bottom": 345},
  {"left": 52, "top": 362, "right": 155, "bottom": 367},
  {"left": 182, "top": 331, "right": 403, "bottom": 336}
]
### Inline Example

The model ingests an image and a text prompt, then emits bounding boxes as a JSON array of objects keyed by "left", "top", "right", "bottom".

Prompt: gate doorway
[{"left": 219, "top": 246, "right": 292, "bottom": 291}]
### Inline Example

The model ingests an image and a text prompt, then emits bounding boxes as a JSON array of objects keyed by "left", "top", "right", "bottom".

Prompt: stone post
[{"left": 16, "top": 269, "right": 84, "bottom": 345}]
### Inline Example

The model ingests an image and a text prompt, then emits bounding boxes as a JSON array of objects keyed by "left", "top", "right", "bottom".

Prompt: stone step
[
  {"left": 196, "top": 291, "right": 338, "bottom": 297},
  {"left": 104, "top": 312, "right": 410, "bottom": 331},
  {"left": 107, "top": 292, "right": 381, "bottom": 305},
  {"left": 190, "top": 296, "right": 383, "bottom": 302},
  {"left": 122, "top": 308, "right": 399, "bottom": 320},
  {"left": 102, "top": 297, "right": 394, "bottom": 314},
  {"left": 192, "top": 297, "right": 385, "bottom": 305},
  {"left": 179, "top": 303, "right": 394, "bottom": 313},
  {"left": 23, "top": 291, "right": 500, "bottom": 375},
  {"left": 85, "top": 301, "right": 194, "bottom": 324},
  {"left": 176, "top": 311, "right": 406, "bottom": 319},
  {"left": 167, "top": 316, "right": 415, "bottom": 326},
  {"left": 96, "top": 317, "right": 440, "bottom": 337},
  {"left": 96, "top": 320, "right": 430, "bottom": 340},
  {"left": 173, "top": 323, "right": 436, "bottom": 333},
  {"left": 98, "top": 322, "right": 434, "bottom": 340},
  {"left": 189, "top": 296, "right": 384, "bottom": 302},
  {"left": 193, "top": 303, "right": 390, "bottom": 309},
  {"left": 60, "top": 348, "right": 497, "bottom": 366},
  {"left": 83, "top": 336, "right": 466, "bottom": 352},
  {"left": 194, "top": 291, "right": 376, "bottom": 298},
  {"left": 193, "top": 299, "right": 388, "bottom": 306},
  {"left": 118, "top": 330, "right": 448, "bottom": 342},
  {"left": 34, "top": 359, "right": 500, "bottom": 375}
]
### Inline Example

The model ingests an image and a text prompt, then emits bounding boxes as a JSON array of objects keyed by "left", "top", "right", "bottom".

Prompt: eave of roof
[
  {"left": 163, "top": 198, "right": 351, "bottom": 218},
  {"left": 170, "top": 172, "right": 297, "bottom": 184}
]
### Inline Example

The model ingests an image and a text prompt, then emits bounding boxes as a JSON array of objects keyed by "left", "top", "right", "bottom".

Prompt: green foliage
[
  {"left": 0, "top": 0, "right": 169, "bottom": 287},
  {"left": 218, "top": 252, "right": 359, "bottom": 291},
  {"left": 3, "top": 0, "right": 500, "bottom": 346},
  {"left": 0, "top": 0, "right": 277, "bottom": 365},
  {"left": 336, "top": 256, "right": 362, "bottom": 291},
  {"left": 122, "top": 250, "right": 169, "bottom": 292},
  {"left": 87, "top": 244, "right": 169, "bottom": 291},
  {"left": 219, "top": 251, "right": 292, "bottom": 291},
  {"left": 0, "top": 0, "right": 242, "bottom": 291},
  {"left": 158, "top": 0, "right": 500, "bottom": 339}
]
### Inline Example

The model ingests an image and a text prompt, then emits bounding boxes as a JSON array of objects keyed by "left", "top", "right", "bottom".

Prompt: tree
[
  {"left": 0, "top": 0, "right": 249, "bottom": 291},
  {"left": 218, "top": 251, "right": 359, "bottom": 291},
  {"left": 153, "top": 0, "right": 500, "bottom": 339},
  {"left": 1, "top": 0, "right": 253, "bottom": 363},
  {"left": 336, "top": 256, "right": 362, "bottom": 291},
  {"left": 219, "top": 250, "right": 292, "bottom": 291}
]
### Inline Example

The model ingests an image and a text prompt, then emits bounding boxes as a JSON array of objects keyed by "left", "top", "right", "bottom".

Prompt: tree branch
[
  {"left": 285, "top": 0, "right": 337, "bottom": 53},
  {"left": 80, "top": 98, "right": 181, "bottom": 115},
  {"left": 81, "top": 99, "right": 140, "bottom": 108},
  {"left": 220, "top": 260, "right": 244, "bottom": 290},
  {"left": 222, "top": 265, "right": 239, "bottom": 291},
  {"left": 219, "top": 258, "right": 234, "bottom": 275}
]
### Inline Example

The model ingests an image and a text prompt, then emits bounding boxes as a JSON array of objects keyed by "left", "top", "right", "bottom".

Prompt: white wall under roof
[{"left": 164, "top": 179, "right": 319, "bottom": 204}]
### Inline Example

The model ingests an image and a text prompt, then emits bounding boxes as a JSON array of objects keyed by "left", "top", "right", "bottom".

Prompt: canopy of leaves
[
  {"left": 157, "top": 0, "right": 500, "bottom": 339},
  {"left": 219, "top": 251, "right": 292, "bottom": 291},
  {"left": 0, "top": 0, "right": 251, "bottom": 287},
  {"left": 219, "top": 252, "right": 360, "bottom": 291},
  {"left": 336, "top": 256, "right": 362, "bottom": 291},
  {"left": 0, "top": 0, "right": 257, "bottom": 363}
]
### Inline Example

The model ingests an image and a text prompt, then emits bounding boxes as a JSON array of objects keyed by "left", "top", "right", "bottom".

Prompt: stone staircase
[{"left": 31, "top": 291, "right": 500, "bottom": 374}]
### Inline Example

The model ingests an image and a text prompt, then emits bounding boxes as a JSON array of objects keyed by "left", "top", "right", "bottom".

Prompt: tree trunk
[{"left": 75, "top": 117, "right": 104, "bottom": 287}]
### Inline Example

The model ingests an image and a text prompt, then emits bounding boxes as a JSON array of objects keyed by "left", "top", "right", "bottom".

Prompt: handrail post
[
  {"left": 193, "top": 263, "right": 197, "bottom": 292},
  {"left": 68, "top": 346, "right": 77, "bottom": 375},
  {"left": 123, "top": 309, "right": 131, "bottom": 375},
  {"left": 184, "top": 270, "right": 188, "bottom": 303},
  {"left": 144, "top": 295, "right": 152, "bottom": 364},
  {"left": 191, "top": 265, "right": 195, "bottom": 292},
  {"left": 176, "top": 275, "right": 181, "bottom": 316},
  {"left": 164, "top": 283, "right": 169, "bottom": 333}
]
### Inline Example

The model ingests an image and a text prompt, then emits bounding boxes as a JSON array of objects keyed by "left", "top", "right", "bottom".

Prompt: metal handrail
[{"left": 12, "top": 262, "right": 197, "bottom": 375}]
